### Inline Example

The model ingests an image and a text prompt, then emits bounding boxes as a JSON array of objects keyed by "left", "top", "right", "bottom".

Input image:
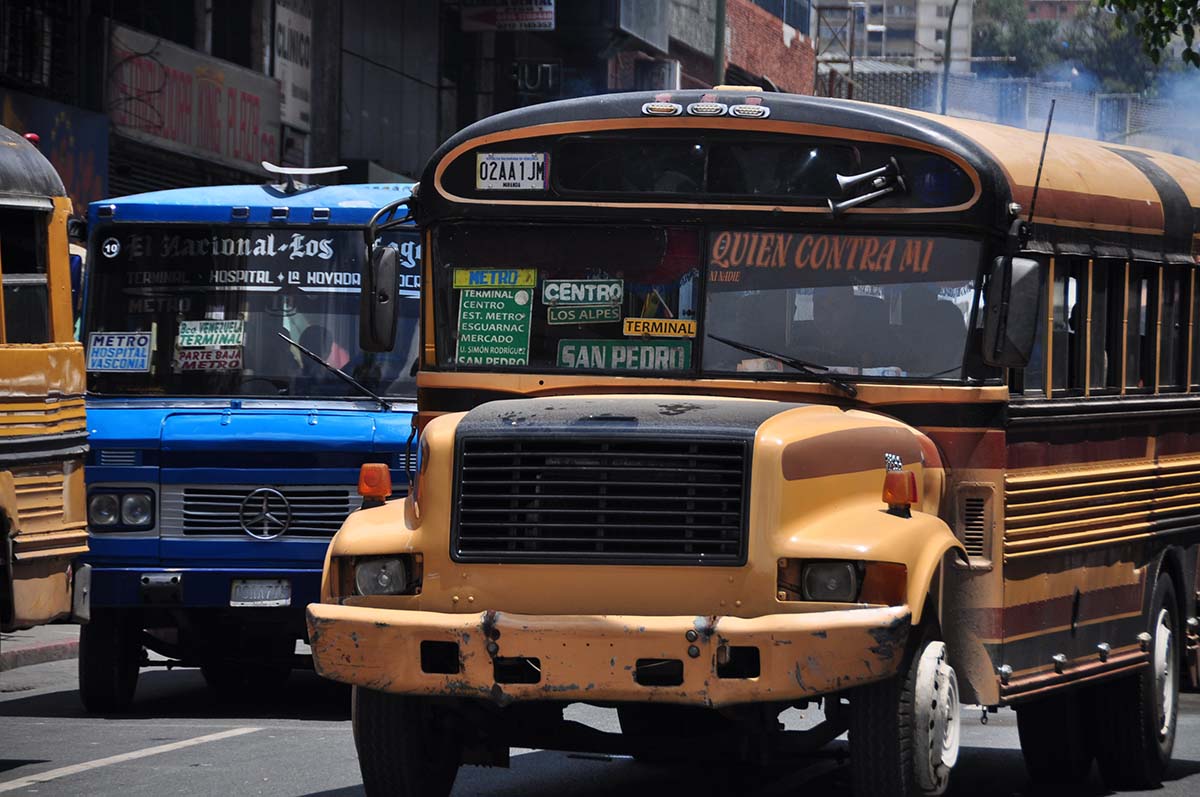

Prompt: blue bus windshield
[{"left": 84, "top": 226, "right": 420, "bottom": 398}]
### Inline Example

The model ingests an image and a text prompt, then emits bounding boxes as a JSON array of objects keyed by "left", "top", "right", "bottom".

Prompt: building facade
[{"left": 0, "top": 1, "right": 817, "bottom": 201}]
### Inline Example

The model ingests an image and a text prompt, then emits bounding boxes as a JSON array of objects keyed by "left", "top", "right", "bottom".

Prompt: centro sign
[{"left": 542, "top": 279, "right": 623, "bottom": 305}]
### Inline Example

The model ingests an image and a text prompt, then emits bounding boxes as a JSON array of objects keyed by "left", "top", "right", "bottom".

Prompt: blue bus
[{"left": 75, "top": 177, "right": 420, "bottom": 711}]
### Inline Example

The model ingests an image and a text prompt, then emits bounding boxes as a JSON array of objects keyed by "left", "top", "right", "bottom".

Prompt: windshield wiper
[
  {"left": 707, "top": 334, "right": 858, "bottom": 397},
  {"left": 277, "top": 332, "right": 392, "bottom": 411}
]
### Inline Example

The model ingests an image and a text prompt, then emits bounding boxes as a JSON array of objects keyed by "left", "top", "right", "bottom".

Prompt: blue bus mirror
[
  {"left": 360, "top": 245, "right": 399, "bottom": 352},
  {"left": 982, "top": 255, "right": 1043, "bottom": 368}
]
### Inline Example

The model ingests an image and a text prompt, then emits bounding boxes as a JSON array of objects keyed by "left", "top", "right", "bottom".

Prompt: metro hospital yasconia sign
[
  {"left": 707, "top": 230, "right": 981, "bottom": 287},
  {"left": 107, "top": 23, "right": 281, "bottom": 172}
]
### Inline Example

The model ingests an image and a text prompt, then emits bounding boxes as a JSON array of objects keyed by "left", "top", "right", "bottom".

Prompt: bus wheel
[
  {"left": 1015, "top": 690, "right": 1094, "bottom": 783},
  {"left": 849, "top": 637, "right": 960, "bottom": 797},
  {"left": 1092, "top": 573, "right": 1180, "bottom": 789},
  {"left": 78, "top": 609, "right": 140, "bottom": 713},
  {"left": 352, "top": 687, "right": 461, "bottom": 797}
]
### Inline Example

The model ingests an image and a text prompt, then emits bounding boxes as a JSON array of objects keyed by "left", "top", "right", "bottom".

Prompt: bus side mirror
[
  {"left": 982, "top": 255, "right": 1042, "bottom": 368},
  {"left": 359, "top": 245, "right": 399, "bottom": 353}
]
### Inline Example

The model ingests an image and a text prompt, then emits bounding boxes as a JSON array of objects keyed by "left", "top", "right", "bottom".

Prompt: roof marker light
[
  {"left": 271, "top": 206, "right": 289, "bottom": 220},
  {"left": 231, "top": 206, "right": 250, "bottom": 220},
  {"left": 97, "top": 204, "right": 116, "bottom": 219},
  {"left": 729, "top": 104, "right": 770, "bottom": 119},
  {"left": 312, "top": 207, "right": 331, "bottom": 221},
  {"left": 687, "top": 102, "right": 728, "bottom": 117},
  {"left": 642, "top": 101, "right": 683, "bottom": 117}
]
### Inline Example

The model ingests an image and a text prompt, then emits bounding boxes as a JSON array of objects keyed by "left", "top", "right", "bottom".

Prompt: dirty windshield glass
[
  {"left": 434, "top": 224, "right": 700, "bottom": 374},
  {"left": 85, "top": 227, "right": 421, "bottom": 397},
  {"left": 703, "top": 229, "right": 985, "bottom": 380}
]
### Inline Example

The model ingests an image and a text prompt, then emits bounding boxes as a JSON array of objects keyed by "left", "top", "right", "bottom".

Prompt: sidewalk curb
[{"left": 0, "top": 640, "right": 79, "bottom": 672}]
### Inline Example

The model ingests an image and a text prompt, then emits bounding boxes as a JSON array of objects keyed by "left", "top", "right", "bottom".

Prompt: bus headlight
[
  {"left": 121, "top": 493, "right": 154, "bottom": 526},
  {"left": 88, "top": 494, "right": 119, "bottom": 526},
  {"left": 801, "top": 562, "right": 860, "bottom": 602},
  {"left": 354, "top": 557, "right": 410, "bottom": 596},
  {"left": 88, "top": 490, "right": 155, "bottom": 530}
]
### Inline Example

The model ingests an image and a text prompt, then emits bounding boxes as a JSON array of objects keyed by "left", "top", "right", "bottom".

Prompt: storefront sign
[
  {"left": 707, "top": 230, "right": 981, "bottom": 289},
  {"left": 557, "top": 339, "right": 691, "bottom": 371},
  {"left": 462, "top": 0, "right": 555, "bottom": 31},
  {"left": 87, "top": 332, "right": 152, "bottom": 372},
  {"left": 274, "top": 0, "right": 312, "bottom": 131},
  {"left": 107, "top": 23, "right": 281, "bottom": 173},
  {"left": 0, "top": 89, "right": 109, "bottom": 210},
  {"left": 457, "top": 289, "right": 533, "bottom": 365}
]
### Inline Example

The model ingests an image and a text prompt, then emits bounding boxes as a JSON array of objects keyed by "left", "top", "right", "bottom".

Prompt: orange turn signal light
[
  {"left": 358, "top": 463, "right": 392, "bottom": 501},
  {"left": 882, "top": 470, "right": 918, "bottom": 507}
]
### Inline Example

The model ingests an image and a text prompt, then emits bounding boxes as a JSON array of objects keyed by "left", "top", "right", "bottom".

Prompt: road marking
[{"left": 0, "top": 726, "right": 260, "bottom": 793}]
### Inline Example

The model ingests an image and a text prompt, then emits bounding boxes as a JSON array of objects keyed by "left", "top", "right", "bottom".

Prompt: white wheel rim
[
  {"left": 913, "top": 641, "right": 959, "bottom": 795},
  {"left": 1154, "top": 607, "right": 1175, "bottom": 740}
]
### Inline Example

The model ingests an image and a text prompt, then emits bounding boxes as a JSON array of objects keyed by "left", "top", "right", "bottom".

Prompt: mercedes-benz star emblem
[{"left": 238, "top": 488, "right": 292, "bottom": 540}]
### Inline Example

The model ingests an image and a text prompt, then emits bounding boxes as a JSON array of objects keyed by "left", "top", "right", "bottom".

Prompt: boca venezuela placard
[{"left": 707, "top": 230, "right": 981, "bottom": 289}]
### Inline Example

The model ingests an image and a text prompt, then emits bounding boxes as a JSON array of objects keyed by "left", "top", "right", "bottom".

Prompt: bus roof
[
  {"left": 422, "top": 90, "right": 1200, "bottom": 264},
  {"left": 0, "top": 124, "right": 66, "bottom": 207},
  {"left": 88, "top": 182, "right": 414, "bottom": 226}
]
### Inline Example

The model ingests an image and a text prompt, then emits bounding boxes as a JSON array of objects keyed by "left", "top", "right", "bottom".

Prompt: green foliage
[
  {"left": 1104, "top": 0, "right": 1200, "bottom": 68},
  {"left": 972, "top": 0, "right": 1060, "bottom": 77},
  {"left": 1066, "top": 9, "right": 1159, "bottom": 92}
]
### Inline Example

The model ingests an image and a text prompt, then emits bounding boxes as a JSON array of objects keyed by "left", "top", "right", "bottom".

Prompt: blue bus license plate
[{"left": 230, "top": 579, "right": 292, "bottom": 607}]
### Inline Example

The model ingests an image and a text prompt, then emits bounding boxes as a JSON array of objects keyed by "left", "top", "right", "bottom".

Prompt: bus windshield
[
  {"left": 86, "top": 226, "right": 420, "bottom": 398},
  {"left": 433, "top": 223, "right": 985, "bottom": 381}
]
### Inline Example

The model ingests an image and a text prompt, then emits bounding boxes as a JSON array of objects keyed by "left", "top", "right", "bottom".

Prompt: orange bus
[
  {"left": 308, "top": 90, "right": 1200, "bottom": 797},
  {"left": 0, "top": 124, "right": 87, "bottom": 634}
]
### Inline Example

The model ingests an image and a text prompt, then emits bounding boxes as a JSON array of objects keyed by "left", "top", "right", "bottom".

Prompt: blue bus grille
[
  {"left": 452, "top": 437, "right": 749, "bottom": 565},
  {"left": 162, "top": 486, "right": 359, "bottom": 537}
]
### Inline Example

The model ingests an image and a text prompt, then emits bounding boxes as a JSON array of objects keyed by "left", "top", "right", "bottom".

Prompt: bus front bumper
[{"left": 306, "top": 603, "right": 910, "bottom": 707}]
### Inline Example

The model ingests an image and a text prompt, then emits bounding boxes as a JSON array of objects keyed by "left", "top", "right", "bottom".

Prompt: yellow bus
[
  {"left": 308, "top": 90, "right": 1200, "bottom": 797},
  {"left": 0, "top": 125, "right": 87, "bottom": 633}
]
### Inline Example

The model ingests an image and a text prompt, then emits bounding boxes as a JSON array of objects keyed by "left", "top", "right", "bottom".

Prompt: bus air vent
[
  {"left": 453, "top": 437, "right": 749, "bottom": 566},
  {"left": 956, "top": 484, "right": 994, "bottom": 560},
  {"left": 97, "top": 449, "right": 140, "bottom": 466}
]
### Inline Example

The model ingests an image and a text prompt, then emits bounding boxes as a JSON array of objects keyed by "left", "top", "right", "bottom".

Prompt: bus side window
[
  {"left": 0, "top": 211, "right": 50, "bottom": 344},
  {"left": 1018, "top": 256, "right": 1050, "bottom": 395},
  {"left": 1193, "top": 272, "right": 1200, "bottom": 390},
  {"left": 1089, "top": 261, "right": 1124, "bottom": 391},
  {"left": 1051, "top": 258, "right": 1087, "bottom": 395},
  {"left": 1159, "top": 266, "right": 1187, "bottom": 391},
  {"left": 1126, "top": 263, "right": 1157, "bottom": 390}
]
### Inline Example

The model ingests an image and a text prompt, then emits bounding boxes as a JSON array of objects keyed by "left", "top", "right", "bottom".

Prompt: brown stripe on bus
[
  {"left": 1010, "top": 184, "right": 1163, "bottom": 232},
  {"left": 922, "top": 428, "right": 1005, "bottom": 470},
  {"left": 781, "top": 426, "right": 923, "bottom": 480}
]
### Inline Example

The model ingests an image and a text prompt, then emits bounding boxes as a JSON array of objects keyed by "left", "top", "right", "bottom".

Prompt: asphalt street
[{"left": 2, "top": 659, "right": 1199, "bottom": 796}]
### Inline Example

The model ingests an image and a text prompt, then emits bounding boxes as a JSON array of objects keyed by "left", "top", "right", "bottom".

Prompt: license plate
[
  {"left": 230, "top": 579, "right": 291, "bottom": 607},
  {"left": 475, "top": 152, "right": 548, "bottom": 191}
]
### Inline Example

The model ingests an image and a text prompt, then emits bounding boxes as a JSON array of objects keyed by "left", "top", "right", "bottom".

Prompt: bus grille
[
  {"left": 163, "top": 486, "right": 359, "bottom": 537},
  {"left": 453, "top": 437, "right": 749, "bottom": 565}
]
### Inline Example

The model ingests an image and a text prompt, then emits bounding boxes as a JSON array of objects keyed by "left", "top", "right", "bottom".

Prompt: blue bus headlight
[
  {"left": 88, "top": 494, "right": 119, "bottom": 526},
  {"left": 121, "top": 493, "right": 154, "bottom": 526}
]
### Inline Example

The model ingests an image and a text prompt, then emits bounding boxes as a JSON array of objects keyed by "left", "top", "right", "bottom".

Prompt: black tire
[
  {"left": 848, "top": 633, "right": 959, "bottom": 797},
  {"left": 1092, "top": 573, "right": 1180, "bottom": 789},
  {"left": 352, "top": 687, "right": 461, "bottom": 797},
  {"left": 78, "top": 609, "right": 141, "bottom": 713},
  {"left": 1016, "top": 690, "right": 1094, "bottom": 783}
]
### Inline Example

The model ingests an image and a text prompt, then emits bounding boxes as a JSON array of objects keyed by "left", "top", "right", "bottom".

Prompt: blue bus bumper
[{"left": 86, "top": 566, "right": 322, "bottom": 609}]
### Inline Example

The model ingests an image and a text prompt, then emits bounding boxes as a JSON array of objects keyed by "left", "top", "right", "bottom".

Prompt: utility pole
[
  {"left": 714, "top": 0, "right": 727, "bottom": 86},
  {"left": 939, "top": 0, "right": 960, "bottom": 114}
]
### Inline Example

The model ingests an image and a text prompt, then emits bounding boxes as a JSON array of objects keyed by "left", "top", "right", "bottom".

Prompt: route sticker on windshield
[
  {"left": 548, "top": 305, "right": 621, "bottom": 325},
  {"left": 543, "top": 279, "right": 623, "bottom": 306},
  {"left": 457, "top": 289, "right": 533, "bottom": 366},
  {"left": 175, "top": 347, "right": 243, "bottom": 371},
  {"left": 453, "top": 268, "right": 537, "bottom": 290},
  {"left": 177, "top": 319, "right": 244, "bottom": 348},
  {"left": 475, "top": 152, "right": 548, "bottom": 191},
  {"left": 622, "top": 318, "right": 697, "bottom": 338},
  {"left": 557, "top": 340, "right": 691, "bottom": 371},
  {"left": 87, "top": 332, "right": 152, "bottom": 372}
]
